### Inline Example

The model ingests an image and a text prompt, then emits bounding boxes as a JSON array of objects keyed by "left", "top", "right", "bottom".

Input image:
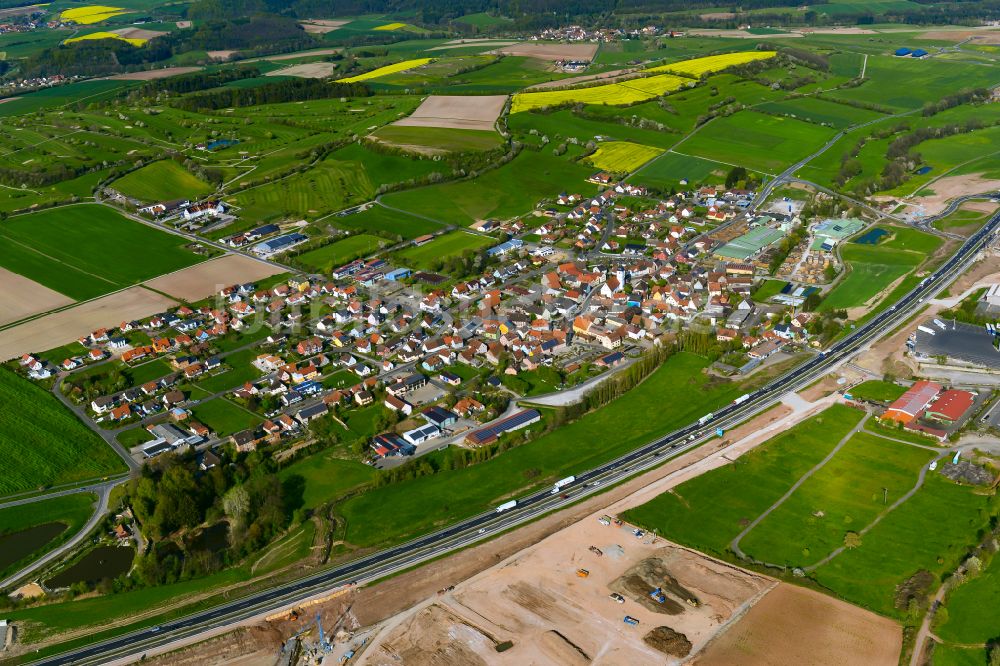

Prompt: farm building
[
  {"left": 911, "top": 48, "right": 928, "bottom": 58},
  {"left": 882, "top": 380, "right": 942, "bottom": 425},
  {"left": 713, "top": 227, "right": 786, "bottom": 261},
  {"left": 894, "top": 47, "right": 912, "bottom": 57}
]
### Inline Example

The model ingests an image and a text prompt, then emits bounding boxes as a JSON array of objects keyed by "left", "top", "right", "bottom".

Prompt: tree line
[{"left": 174, "top": 78, "right": 372, "bottom": 112}]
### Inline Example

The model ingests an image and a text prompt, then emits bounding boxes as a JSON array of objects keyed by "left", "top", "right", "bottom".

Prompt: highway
[{"left": 30, "top": 207, "right": 1000, "bottom": 665}]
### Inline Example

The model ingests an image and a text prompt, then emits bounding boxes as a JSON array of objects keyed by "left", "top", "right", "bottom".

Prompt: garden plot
[
  {"left": 393, "top": 95, "right": 508, "bottom": 131},
  {"left": 0, "top": 267, "right": 74, "bottom": 327}
]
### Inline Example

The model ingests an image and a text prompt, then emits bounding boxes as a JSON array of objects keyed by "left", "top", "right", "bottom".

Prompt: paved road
[
  {"left": 29, "top": 200, "right": 1000, "bottom": 666},
  {"left": 0, "top": 486, "right": 110, "bottom": 590}
]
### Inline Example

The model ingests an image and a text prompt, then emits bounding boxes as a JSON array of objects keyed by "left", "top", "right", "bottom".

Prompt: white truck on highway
[
  {"left": 732, "top": 394, "right": 750, "bottom": 406},
  {"left": 551, "top": 476, "right": 575, "bottom": 494},
  {"left": 495, "top": 500, "right": 517, "bottom": 513},
  {"left": 697, "top": 413, "right": 714, "bottom": 426}
]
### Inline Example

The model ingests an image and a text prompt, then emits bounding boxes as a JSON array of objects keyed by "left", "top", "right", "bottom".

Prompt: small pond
[
  {"left": 0, "top": 522, "right": 67, "bottom": 572},
  {"left": 46, "top": 545, "right": 134, "bottom": 588},
  {"left": 187, "top": 522, "right": 229, "bottom": 553},
  {"left": 853, "top": 228, "right": 889, "bottom": 245}
]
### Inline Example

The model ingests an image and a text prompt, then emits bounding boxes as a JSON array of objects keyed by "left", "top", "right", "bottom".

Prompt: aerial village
[{"left": 12, "top": 171, "right": 875, "bottom": 470}]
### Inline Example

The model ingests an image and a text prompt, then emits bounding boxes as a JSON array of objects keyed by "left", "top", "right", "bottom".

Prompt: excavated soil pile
[
  {"left": 609, "top": 556, "right": 698, "bottom": 614},
  {"left": 366, "top": 604, "right": 496, "bottom": 666},
  {"left": 643, "top": 626, "right": 693, "bottom": 657}
]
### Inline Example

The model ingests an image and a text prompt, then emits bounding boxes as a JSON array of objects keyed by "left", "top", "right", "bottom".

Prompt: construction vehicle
[
  {"left": 576, "top": 568, "right": 590, "bottom": 578},
  {"left": 623, "top": 616, "right": 639, "bottom": 626},
  {"left": 613, "top": 518, "right": 623, "bottom": 526},
  {"left": 609, "top": 593, "right": 625, "bottom": 604},
  {"left": 315, "top": 613, "right": 332, "bottom": 653},
  {"left": 598, "top": 515, "right": 611, "bottom": 526},
  {"left": 650, "top": 587, "right": 666, "bottom": 604},
  {"left": 589, "top": 546, "right": 603, "bottom": 556}
]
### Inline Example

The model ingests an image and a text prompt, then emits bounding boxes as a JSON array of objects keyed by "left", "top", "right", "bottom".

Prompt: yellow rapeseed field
[
  {"left": 510, "top": 73, "right": 688, "bottom": 113},
  {"left": 645, "top": 51, "right": 777, "bottom": 77},
  {"left": 65, "top": 31, "right": 146, "bottom": 46},
  {"left": 336, "top": 58, "right": 433, "bottom": 83},
  {"left": 59, "top": 5, "right": 127, "bottom": 24},
  {"left": 584, "top": 141, "right": 664, "bottom": 172},
  {"left": 374, "top": 22, "right": 406, "bottom": 31}
]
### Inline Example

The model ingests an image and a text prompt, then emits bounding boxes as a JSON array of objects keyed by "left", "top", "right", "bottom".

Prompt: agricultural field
[
  {"left": 396, "top": 231, "right": 493, "bottom": 269},
  {"left": 738, "top": 432, "right": 934, "bottom": 567},
  {"left": 59, "top": 5, "right": 128, "bottom": 24},
  {"left": 226, "top": 143, "right": 442, "bottom": 221},
  {"left": 811, "top": 472, "right": 995, "bottom": 616},
  {"left": 388, "top": 93, "right": 507, "bottom": 132},
  {"left": 584, "top": 141, "right": 663, "bottom": 173},
  {"left": 439, "top": 56, "right": 577, "bottom": 93},
  {"left": 828, "top": 55, "right": 1000, "bottom": 111},
  {"left": 64, "top": 31, "right": 147, "bottom": 47},
  {"left": 510, "top": 73, "right": 690, "bottom": 113},
  {"left": 756, "top": 96, "right": 886, "bottom": 129},
  {"left": 820, "top": 226, "right": 941, "bottom": 311},
  {"left": 646, "top": 50, "right": 777, "bottom": 76},
  {"left": 0, "top": 369, "right": 125, "bottom": 497},
  {"left": 111, "top": 160, "right": 214, "bottom": 203},
  {"left": 294, "top": 234, "right": 386, "bottom": 272},
  {"left": 379, "top": 148, "right": 595, "bottom": 226},
  {"left": 624, "top": 404, "right": 991, "bottom": 617},
  {"left": 369, "top": 126, "right": 504, "bottom": 153},
  {"left": 676, "top": 110, "right": 838, "bottom": 174},
  {"left": 338, "top": 58, "right": 434, "bottom": 83},
  {"left": 332, "top": 204, "right": 444, "bottom": 239},
  {"left": 508, "top": 109, "right": 676, "bottom": 149},
  {"left": 623, "top": 405, "right": 864, "bottom": 559},
  {"left": 0, "top": 204, "right": 204, "bottom": 301}
]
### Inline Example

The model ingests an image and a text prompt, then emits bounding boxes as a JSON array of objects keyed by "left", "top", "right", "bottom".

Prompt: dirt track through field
[
  {"left": 393, "top": 95, "right": 507, "bottom": 131},
  {"left": 0, "top": 267, "right": 75, "bottom": 327},
  {"left": 142, "top": 254, "right": 285, "bottom": 302},
  {"left": 0, "top": 286, "right": 176, "bottom": 360}
]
